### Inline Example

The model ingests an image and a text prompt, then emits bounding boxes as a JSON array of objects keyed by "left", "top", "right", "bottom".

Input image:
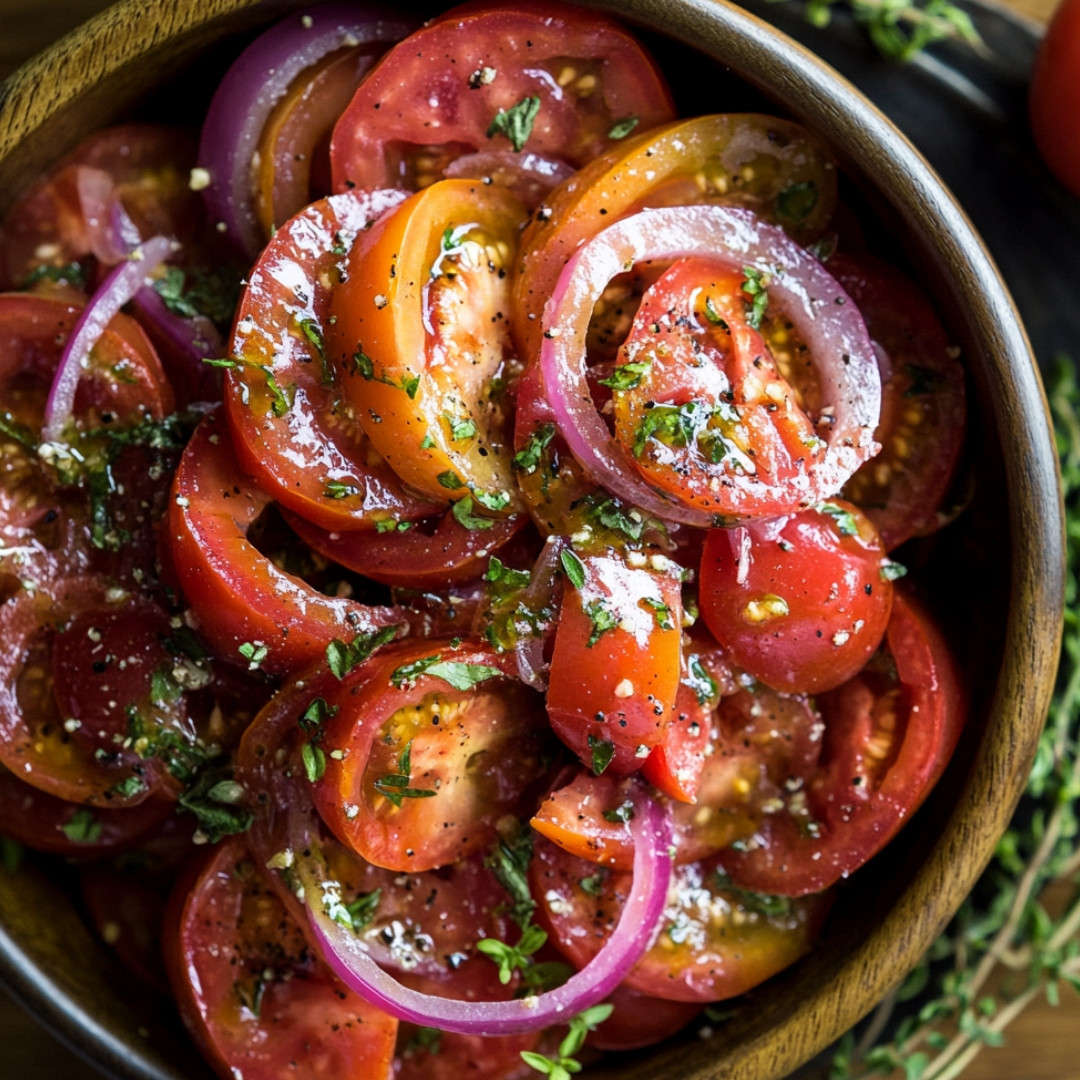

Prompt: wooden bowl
[{"left": 0, "top": 2, "right": 1063, "bottom": 1079}]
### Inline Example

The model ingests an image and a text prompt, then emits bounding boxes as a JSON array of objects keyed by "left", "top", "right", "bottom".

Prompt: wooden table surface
[{"left": 2, "top": 0, "right": 1079, "bottom": 1078}]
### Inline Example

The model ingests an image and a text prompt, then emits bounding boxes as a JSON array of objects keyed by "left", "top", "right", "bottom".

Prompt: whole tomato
[{"left": 1030, "top": 0, "right": 1080, "bottom": 197}]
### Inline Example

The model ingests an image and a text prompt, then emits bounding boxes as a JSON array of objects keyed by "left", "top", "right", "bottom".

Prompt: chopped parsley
[
  {"left": 741, "top": 265, "right": 770, "bottom": 329},
  {"left": 485, "top": 824, "right": 536, "bottom": 929},
  {"left": 713, "top": 870, "right": 793, "bottom": 918},
  {"left": 588, "top": 734, "right": 616, "bottom": 776},
  {"left": 642, "top": 596, "right": 675, "bottom": 631},
  {"left": 485, "top": 556, "right": 532, "bottom": 599},
  {"left": 204, "top": 356, "right": 293, "bottom": 417},
  {"left": 437, "top": 470, "right": 464, "bottom": 490},
  {"left": 445, "top": 414, "right": 478, "bottom": 441},
  {"left": 598, "top": 359, "right": 651, "bottom": 391},
  {"left": 299, "top": 697, "right": 338, "bottom": 732},
  {"left": 684, "top": 654, "right": 719, "bottom": 705},
  {"left": 324, "top": 479, "right": 360, "bottom": 500},
  {"left": 177, "top": 766, "right": 254, "bottom": 842},
  {"left": 607, "top": 116, "right": 640, "bottom": 140},
  {"left": 584, "top": 599, "right": 618, "bottom": 648},
  {"left": 352, "top": 349, "right": 420, "bottom": 398},
  {"left": 451, "top": 494, "right": 494, "bottom": 530},
  {"left": 513, "top": 423, "right": 555, "bottom": 474},
  {"left": 325, "top": 625, "right": 399, "bottom": 679},
  {"left": 776, "top": 180, "right": 819, "bottom": 225},
  {"left": 880, "top": 559, "right": 909, "bottom": 582},
  {"left": 21, "top": 261, "right": 86, "bottom": 290},
  {"left": 817, "top": 500, "right": 860, "bottom": 537},
  {"left": 486, "top": 95, "right": 541, "bottom": 152},
  {"left": 373, "top": 740, "right": 436, "bottom": 807},
  {"left": 297, "top": 315, "right": 330, "bottom": 384},
  {"left": 61, "top": 808, "right": 103, "bottom": 844},
  {"left": 301, "top": 741, "right": 327, "bottom": 783},
  {"left": 602, "top": 800, "right": 635, "bottom": 824},
  {"left": 559, "top": 548, "right": 586, "bottom": 589}
]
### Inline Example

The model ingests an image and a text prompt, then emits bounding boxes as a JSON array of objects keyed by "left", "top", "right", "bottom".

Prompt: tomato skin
[
  {"left": 396, "top": 1024, "right": 537, "bottom": 1080},
  {"left": 307, "top": 638, "right": 554, "bottom": 871},
  {"left": 0, "top": 764, "right": 172, "bottom": 856},
  {"left": 165, "top": 410, "right": 408, "bottom": 675},
  {"left": 699, "top": 501, "right": 893, "bottom": 694},
  {"left": 831, "top": 253, "right": 966, "bottom": 549},
  {"left": 514, "top": 113, "right": 837, "bottom": 358},
  {"left": 719, "top": 591, "right": 964, "bottom": 896},
  {"left": 586, "top": 986, "right": 702, "bottom": 1051},
  {"left": 283, "top": 503, "right": 527, "bottom": 589},
  {"left": 546, "top": 551, "right": 683, "bottom": 775},
  {"left": 1030, "top": 0, "right": 1080, "bottom": 198},
  {"left": 330, "top": 1, "right": 674, "bottom": 194},
  {"left": 0, "top": 577, "right": 187, "bottom": 806},
  {"left": 531, "top": 838, "right": 830, "bottom": 1003},
  {"left": 224, "top": 190, "right": 440, "bottom": 532},
  {"left": 329, "top": 179, "right": 526, "bottom": 506},
  {"left": 164, "top": 837, "right": 398, "bottom": 1080}
]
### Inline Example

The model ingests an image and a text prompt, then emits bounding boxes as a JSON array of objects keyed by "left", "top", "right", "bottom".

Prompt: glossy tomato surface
[{"left": 1030, "top": 0, "right": 1080, "bottom": 198}]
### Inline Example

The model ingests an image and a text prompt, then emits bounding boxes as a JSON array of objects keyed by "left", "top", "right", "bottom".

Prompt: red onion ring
[
  {"left": 296, "top": 783, "right": 673, "bottom": 1035},
  {"left": 42, "top": 234, "right": 173, "bottom": 442},
  {"left": 197, "top": 3, "right": 415, "bottom": 261},
  {"left": 539, "top": 205, "right": 881, "bottom": 526}
]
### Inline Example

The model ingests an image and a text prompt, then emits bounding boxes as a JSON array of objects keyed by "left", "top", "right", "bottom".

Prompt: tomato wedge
[
  {"left": 165, "top": 837, "right": 398, "bottom": 1080},
  {"left": 546, "top": 550, "right": 683, "bottom": 775},
  {"left": 0, "top": 575, "right": 191, "bottom": 806},
  {"left": 699, "top": 499, "right": 894, "bottom": 694},
  {"left": 304, "top": 638, "right": 554, "bottom": 871},
  {"left": 514, "top": 113, "right": 837, "bottom": 358},
  {"left": 165, "top": 410, "right": 407, "bottom": 675},
  {"left": 284, "top": 503, "right": 527, "bottom": 589},
  {"left": 329, "top": 179, "right": 526, "bottom": 508},
  {"left": 330, "top": 1, "right": 674, "bottom": 194},
  {"left": 831, "top": 253, "right": 967, "bottom": 549},
  {"left": 719, "top": 590, "right": 965, "bottom": 896},
  {"left": 223, "top": 189, "right": 443, "bottom": 532},
  {"left": 532, "top": 838, "right": 830, "bottom": 1002}
]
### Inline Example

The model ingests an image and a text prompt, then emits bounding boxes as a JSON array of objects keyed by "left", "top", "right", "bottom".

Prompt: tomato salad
[{"left": 0, "top": 2, "right": 968, "bottom": 1077}]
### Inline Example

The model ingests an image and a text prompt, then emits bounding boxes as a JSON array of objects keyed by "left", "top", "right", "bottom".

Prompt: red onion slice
[
  {"left": 42, "top": 234, "right": 173, "bottom": 442},
  {"left": 197, "top": 3, "right": 415, "bottom": 261},
  {"left": 297, "top": 785, "right": 673, "bottom": 1035},
  {"left": 539, "top": 205, "right": 881, "bottom": 526}
]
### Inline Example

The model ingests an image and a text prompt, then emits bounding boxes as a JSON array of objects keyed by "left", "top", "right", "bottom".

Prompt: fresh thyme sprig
[
  {"left": 827, "top": 357, "right": 1080, "bottom": 1079},
  {"left": 768, "top": 0, "right": 984, "bottom": 61}
]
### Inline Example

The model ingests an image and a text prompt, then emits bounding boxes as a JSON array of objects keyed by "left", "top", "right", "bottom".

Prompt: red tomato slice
[
  {"left": 165, "top": 837, "right": 398, "bottom": 1080},
  {"left": 718, "top": 590, "right": 965, "bottom": 896},
  {"left": 608, "top": 258, "right": 821, "bottom": 522},
  {"left": 396, "top": 1023, "right": 540, "bottom": 1080},
  {"left": 546, "top": 550, "right": 683, "bottom": 775},
  {"left": 0, "top": 124, "right": 201, "bottom": 288},
  {"left": 283, "top": 502, "right": 527, "bottom": 589},
  {"left": 165, "top": 409, "right": 407, "bottom": 675},
  {"left": 224, "top": 190, "right": 442, "bottom": 532},
  {"left": 1029, "top": 0, "right": 1080, "bottom": 198},
  {"left": 699, "top": 499, "right": 894, "bottom": 694},
  {"left": 531, "top": 838, "right": 830, "bottom": 1002},
  {"left": 328, "top": 179, "right": 526, "bottom": 507},
  {"left": 307, "top": 638, "right": 555, "bottom": 871},
  {"left": 0, "top": 576, "right": 189, "bottom": 805},
  {"left": 329, "top": 1, "right": 674, "bottom": 194},
  {"left": 831, "top": 253, "right": 967, "bottom": 549},
  {"left": 513, "top": 113, "right": 837, "bottom": 359},
  {"left": 0, "top": 764, "right": 172, "bottom": 856},
  {"left": 254, "top": 45, "right": 390, "bottom": 237},
  {"left": 586, "top": 986, "right": 702, "bottom": 1051}
]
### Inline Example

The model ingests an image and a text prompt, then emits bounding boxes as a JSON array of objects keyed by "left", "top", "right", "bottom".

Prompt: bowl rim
[{"left": 0, "top": 1, "right": 1065, "bottom": 1079}]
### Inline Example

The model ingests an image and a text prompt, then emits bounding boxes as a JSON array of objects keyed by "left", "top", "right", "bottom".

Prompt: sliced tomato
[
  {"left": 224, "top": 190, "right": 442, "bottom": 532},
  {"left": 546, "top": 550, "right": 683, "bottom": 775},
  {"left": 607, "top": 258, "right": 820, "bottom": 521},
  {"left": 165, "top": 409, "right": 407, "bottom": 675},
  {"left": 283, "top": 503, "right": 527, "bottom": 589},
  {"left": 641, "top": 640, "right": 734, "bottom": 803},
  {"left": 329, "top": 179, "right": 526, "bottom": 507},
  {"left": 586, "top": 986, "right": 702, "bottom": 1051},
  {"left": 699, "top": 500, "right": 893, "bottom": 694},
  {"left": 719, "top": 590, "right": 965, "bottom": 896},
  {"left": 0, "top": 764, "right": 172, "bottom": 856},
  {"left": 513, "top": 113, "right": 837, "bottom": 358},
  {"left": 0, "top": 125, "right": 201, "bottom": 288},
  {"left": 254, "top": 45, "right": 392, "bottom": 237},
  {"left": 303, "top": 638, "right": 554, "bottom": 871},
  {"left": 164, "top": 837, "right": 398, "bottom": 1080},
  {"left": 330, "top": 1, "right": 674, "bottom": 195},
  {"left": 396, "top": 1023, "right": 539, "bottom": 1080},
  {"left": 831, "top": 253, "right": 967, "bottom": 549},
  {"left": 532, "top": 838, "right": 830, "bottom": 1002},
  {"left": 0, "top": 576, "right": 192, "bottom": 806}
]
